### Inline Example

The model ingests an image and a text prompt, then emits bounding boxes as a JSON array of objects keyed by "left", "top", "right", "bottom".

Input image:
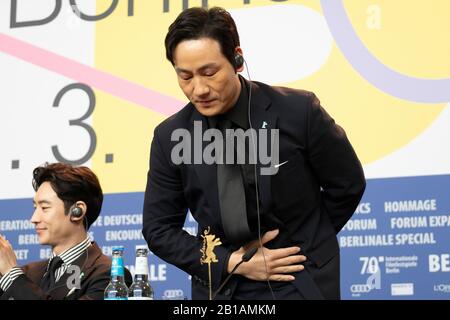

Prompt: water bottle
[
  {"left": 128, "top": 245, "right": 154, "bottom": 300},
  {"left": 104, "top": 246, "right": 128, "bottom": 300}
]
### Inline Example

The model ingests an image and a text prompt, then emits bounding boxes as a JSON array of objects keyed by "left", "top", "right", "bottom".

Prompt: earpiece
[
  {"left": 70, "top": 205, "right": 83, "bottom": 218},
  {"left": 234, "top": 53, "right": 244, "bottom": 69}
]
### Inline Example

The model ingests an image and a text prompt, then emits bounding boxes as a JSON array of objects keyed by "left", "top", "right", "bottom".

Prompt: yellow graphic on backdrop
[{"left": 93, "top": 0, "right": 449, "bottom": 193}]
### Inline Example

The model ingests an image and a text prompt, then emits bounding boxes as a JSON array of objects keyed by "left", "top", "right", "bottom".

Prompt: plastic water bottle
[
  {"left": 128, "top": 245, "right": 154, "bottom": 300},
  {"left": 104, "top": 246, "right": 128, "bottom": 300}
]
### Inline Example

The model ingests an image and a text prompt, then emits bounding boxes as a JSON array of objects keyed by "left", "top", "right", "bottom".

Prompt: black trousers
[{"left": 232, "top": 277, "right": 304, "bottom": 300}]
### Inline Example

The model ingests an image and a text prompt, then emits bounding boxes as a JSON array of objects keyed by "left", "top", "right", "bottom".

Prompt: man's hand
[
  {"left": 0, "top": 234, "right": 18, "bottom": 276},
  {"left": 227, "top": 229, "right": 306, "bottom": 281}
]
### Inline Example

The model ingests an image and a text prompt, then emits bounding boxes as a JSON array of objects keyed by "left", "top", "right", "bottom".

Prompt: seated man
[{"left": 0, "top": 163, "right": 131, "bottom": 300}]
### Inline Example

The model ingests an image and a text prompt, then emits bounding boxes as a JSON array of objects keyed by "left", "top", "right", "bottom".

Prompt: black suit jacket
[
  {"left": 0, "top": 242, "right": 132, "bottom": 300},
  {"left": 142, "top": 79, "right": 366, "bottom": 300}
]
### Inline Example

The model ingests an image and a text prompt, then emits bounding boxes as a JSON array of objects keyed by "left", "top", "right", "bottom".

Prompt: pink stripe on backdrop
[{"left": 0, "top": 33, "right": 183, "bottom": 116}]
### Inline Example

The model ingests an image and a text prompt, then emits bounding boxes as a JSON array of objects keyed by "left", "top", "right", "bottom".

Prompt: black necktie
[
  {"left": 216, "top": 119, "right": 252, "bottom": 245},
  {"left": 40, "top": 256, "right": 63, "bottom": 292}
]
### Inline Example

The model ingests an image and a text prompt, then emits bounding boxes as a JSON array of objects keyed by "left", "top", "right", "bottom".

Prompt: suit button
[{"left": 224, "top": 289, "right": 231, "bottom": 296}]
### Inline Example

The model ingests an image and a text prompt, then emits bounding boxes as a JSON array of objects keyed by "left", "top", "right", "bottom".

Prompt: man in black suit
[
  {"left": 142, "top": 7, "right": 365, "bottom": 300},
  {"left": 0, "top": 163, "right": 131, "bottom": 300}
]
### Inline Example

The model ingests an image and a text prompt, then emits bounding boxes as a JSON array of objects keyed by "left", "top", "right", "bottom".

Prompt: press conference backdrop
[{"left": 1, "top": 1, "right": 449, "bottom": 300}]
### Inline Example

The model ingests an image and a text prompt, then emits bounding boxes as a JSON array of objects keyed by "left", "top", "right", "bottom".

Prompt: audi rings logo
[
  {"left": 350, "top": 284, "right": 372, "bottom": 293},
  {"left": 162, "top": 289, "right": 185, "bottom": 300},
  {"left": 434, "top": 284, "right": 450, "bottom": 293}
]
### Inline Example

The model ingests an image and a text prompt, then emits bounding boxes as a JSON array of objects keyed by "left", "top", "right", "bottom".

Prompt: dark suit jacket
[
  {"left": 0, "top": 242, "right": 132, "bottom": 300},
  {"left": 142, "top": 78, "right": 366, "bottom": 300}
]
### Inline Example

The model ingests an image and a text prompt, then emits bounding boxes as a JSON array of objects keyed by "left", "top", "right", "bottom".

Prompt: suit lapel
[
  {"left": 25, "top": 261, "right": 48, "bottom": 285},
  {"left": 190, "top": 108, "right": 221, "bottom": 224},
  {"left": 246, "top": 80, "right": 278, "bottom": 215},
  {"left": 51, "top": 242, "right": 101, "bottom": 299}
]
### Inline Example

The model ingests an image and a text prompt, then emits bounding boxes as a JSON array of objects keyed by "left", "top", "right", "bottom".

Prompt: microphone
[
  {"left": 211, "top": 247, "right": 258, "bottom": 300},
  {"left": 241, "top": 247, "right": 258, "bottom": 262}
]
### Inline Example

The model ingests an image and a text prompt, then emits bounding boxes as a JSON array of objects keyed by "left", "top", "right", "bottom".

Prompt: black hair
[
  {"left": 32, "top": 163, "right": 103, "bottom": 229},
  {"left": 165, "top": 7, "right": 240, "bottom": 67}
]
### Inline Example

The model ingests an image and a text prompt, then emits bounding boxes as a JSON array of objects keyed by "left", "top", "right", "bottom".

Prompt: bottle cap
[
  {"left": 135, "top": 244, "right": 148, "bottom": 251},
  {"left": 112, "top": 246, "right": 125, "bottom": 251}
]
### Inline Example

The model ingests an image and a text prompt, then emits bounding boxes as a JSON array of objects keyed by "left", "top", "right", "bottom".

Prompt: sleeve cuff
[
  {"left": 222, "top": 251, "right": 232, "bottom": 279},
  {"left": 0, "top": 267, "right": 24, "bottom": 292}
]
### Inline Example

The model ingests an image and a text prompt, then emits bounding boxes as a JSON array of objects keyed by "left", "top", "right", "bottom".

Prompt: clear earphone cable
[{"left": 244, "top": 58, "right": 276, "bottom": 300}]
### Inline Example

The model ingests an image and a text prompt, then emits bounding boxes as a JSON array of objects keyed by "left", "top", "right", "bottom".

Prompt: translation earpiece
[
  {"left": 71, "top": 206, "right": 83, "bottom": 218},
  {"left": 234, "top": 53, "right": 244, "bottom": 69}
]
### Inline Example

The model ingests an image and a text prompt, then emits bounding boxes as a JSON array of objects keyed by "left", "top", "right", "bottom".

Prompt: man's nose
[
  {"left": 31, "top": 209, "right": 40, "bottom": 224},
  {"left": 193, "top": 77, "right": 210, "bottom": 98}
]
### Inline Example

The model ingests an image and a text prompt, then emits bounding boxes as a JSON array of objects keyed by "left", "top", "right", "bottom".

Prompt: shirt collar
[{"left": 49, "top": 236, "right": 91, "bottom": 267}]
